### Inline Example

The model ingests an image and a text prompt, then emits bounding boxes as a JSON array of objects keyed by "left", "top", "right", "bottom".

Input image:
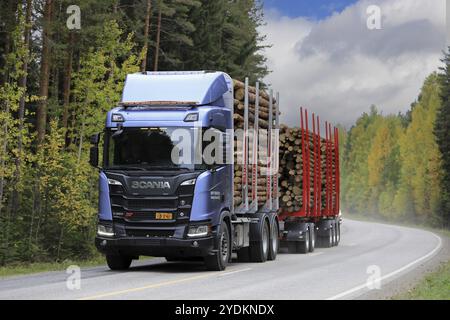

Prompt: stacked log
[
  {"left": 233, "top": 79, "right": 277, "bottom": 207},
  {"left": 278, "top": 125, "right": 337, "bottom": 213},
  {"left": 231, "top": 79, "right": 337, "bottom": 213}
]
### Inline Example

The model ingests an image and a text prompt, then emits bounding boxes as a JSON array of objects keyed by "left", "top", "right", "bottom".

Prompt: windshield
[{"left": 105, "top": 127, "right": 205, "bottom": 171}]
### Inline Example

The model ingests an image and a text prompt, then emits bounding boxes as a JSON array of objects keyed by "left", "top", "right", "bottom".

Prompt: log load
[
  {"left": 231, "top": 79, "right": 338, "bottom": 213},
  {"left": 233, "top": 79, "right": 278, "bottom": 207},
  {"left": 278, "top": 125, "right": 338, "bottom": 213}
]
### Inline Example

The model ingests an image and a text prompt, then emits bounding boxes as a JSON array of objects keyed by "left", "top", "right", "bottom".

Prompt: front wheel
[
  {"left": 205, "top": 222, "right": 230, "bottom": 271},
  {"left": 106, "top": 254, "right": 132, "bottom": 270}
]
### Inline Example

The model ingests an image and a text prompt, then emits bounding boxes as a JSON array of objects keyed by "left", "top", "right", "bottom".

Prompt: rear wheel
[
  {"left": 322, "top": 227, "right": 333, "bottom": 248},
  {"left": 297, "top": 228, "right": 310, "bottom": 253},
  {"left": 268, "top": 219, "right": 279, "bottom": 261},
  {"left": 106, "top": 254, "right": 132, "bottom": 270},
  {"left": 205, "top": 222, "right": 230, "bottom": 271},
  {"left": 336, "top": 221, "right": 341, "bottom": 245},
  {"left": 308, "top": 224, "right": 315, "bottom": 253},
  {"left": 249, "top": 219, "right": 270, "bottom": 262}
]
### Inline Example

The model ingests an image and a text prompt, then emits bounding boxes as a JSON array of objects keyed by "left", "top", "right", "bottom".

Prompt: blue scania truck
[{"left": 90, "top": 71, "right": 280, "bottom": 271}]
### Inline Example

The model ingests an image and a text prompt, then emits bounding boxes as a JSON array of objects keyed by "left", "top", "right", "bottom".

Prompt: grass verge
[
  {"left": 0, "top": 254, "right": 107, "bottom": 278},
  {"left": 395, "top": 260, "right": 450, "bottom": 300}
]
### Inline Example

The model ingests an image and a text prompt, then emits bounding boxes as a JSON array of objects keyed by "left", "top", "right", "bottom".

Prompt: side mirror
[
  {"left": 89, "top": 146, "right": 99, "bottom": 167},
  {"left": 90, "top": 133, "right": 100, "bottom": 145}
]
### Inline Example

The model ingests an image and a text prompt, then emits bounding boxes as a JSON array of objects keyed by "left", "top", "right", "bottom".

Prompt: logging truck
[{"left": 90, "top": 71, "right": 340, "bottom": 271}]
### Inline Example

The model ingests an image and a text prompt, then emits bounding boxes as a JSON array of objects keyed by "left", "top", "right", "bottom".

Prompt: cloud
[{"left": 261, "top": 0, "right": 446, "bottom": 127}]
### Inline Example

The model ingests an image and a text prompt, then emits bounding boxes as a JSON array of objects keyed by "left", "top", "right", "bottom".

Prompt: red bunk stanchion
[
  {"left": 305, "top": 109, "right": 310, "bottom": 217},
  {"left": 329, "top": 122, "right": 333, "bottom": 215},
  {"left": 334, "top": 127, "right": 340, "bottom": 215},
  {"left": 325, "top": 122, "right": 329, "bottom": 216},
  {"left": 312, "top": 113, "right": 317, "bottom": 218},
  {"left": 300, "top": 107, "right": 306, "bottom": 216},
  {"left": 317, "top": 116, "right": 322, "bottom": 218}
]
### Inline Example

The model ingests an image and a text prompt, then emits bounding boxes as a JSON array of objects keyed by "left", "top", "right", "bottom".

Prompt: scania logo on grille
[{"left": 131, "top": 181, "right": 171, "bottom": 189}]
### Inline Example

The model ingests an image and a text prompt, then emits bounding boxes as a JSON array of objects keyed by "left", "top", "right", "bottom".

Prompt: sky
[
  {"left": 264, "top": 0, "right": 358, "bottom": 19},
  {"left": 261, "top": 0, "right": 447, "bottom": 127}
]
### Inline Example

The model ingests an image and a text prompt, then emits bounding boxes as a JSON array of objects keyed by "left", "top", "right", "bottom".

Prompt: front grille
[{"left": 111, "top": 195, "right": 178, "bottom": 211}]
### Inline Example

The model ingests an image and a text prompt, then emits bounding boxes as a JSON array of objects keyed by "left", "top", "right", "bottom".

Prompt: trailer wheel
[
  {"left": 333, "top": 220, "right": 339, "bottom": 246},
  {"left": 249, "top": 219, "right": 270, "bottom": 262},
  {"left": 106, "top": 254, "right": 132, "bottom": 270},
  {"left": 268, "top": 219, "right": 279, "bottom": 261},
  {"left": 336, "top": 221, "right": 341, "bottom": 245},
  {"left": 205, "top": 222, "right": 230, "bottom": 271},
  {"left": 298, "top": 228, "right": 310, "bottom": 254},
  {"left": 320, "top": 227, "right": 333, "bottom": 248},
  {"left": 308, "top": 224, "right": 315, "bottom": 253}
]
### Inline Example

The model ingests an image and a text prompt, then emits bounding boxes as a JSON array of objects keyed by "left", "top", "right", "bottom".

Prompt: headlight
[
  {"left": 108, "top": 179, "right": 123, "bottom": 186},
  {"left": 187, "top": 225, "right": 210, "bottom": 238},
  {"left": 97, "top": 224, "right": 114, "bottom": 237},
  {"left": 112, "top": 114, "right": 124, "bottom": 122},
  {"left": 184, "top": 113, "right": 199, "bottom": 122},
  {"left": 181, "top": 178, "right": 196, "bottom": 186}
]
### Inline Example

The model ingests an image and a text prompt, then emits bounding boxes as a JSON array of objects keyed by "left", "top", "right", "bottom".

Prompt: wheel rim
[
  {"left": 311, "top": 229, "right": 315, "bottom": 248},
  {"left": 262, "top": 223, "right": 269, "bottom": 256},
  {"left": 220, "top": 229, "right": 229, "bottom": 262},
  {"left": 329, "top": 228, "right": 333, "bottom": 244}
]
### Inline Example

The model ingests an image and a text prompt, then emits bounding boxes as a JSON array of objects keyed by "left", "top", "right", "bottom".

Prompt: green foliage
[
  {"left": 0, "top": 1, "right": 269, "bottom": 266},
  {"left": 342, "top": 74, "right": 445, "bottom": 227},
  {"left": 435, "top": 49, "right": 450, "bottom": 227}
]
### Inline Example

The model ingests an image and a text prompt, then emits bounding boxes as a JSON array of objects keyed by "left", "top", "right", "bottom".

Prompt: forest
[
  {"left": 341, "top": 71, "right": 450, "bottom": 228},
  {"left": 0, "top": 0, "right": 449, "bottom": 266}
]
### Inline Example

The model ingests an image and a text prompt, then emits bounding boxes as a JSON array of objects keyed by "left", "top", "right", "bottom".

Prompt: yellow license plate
[{"left": 155, "top": 212, "right": 173, "bottom": 220}]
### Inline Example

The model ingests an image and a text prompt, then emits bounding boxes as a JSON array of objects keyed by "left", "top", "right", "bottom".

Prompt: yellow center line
[{"left": 77, "top": 267, "right": 242, "bottom": 300}]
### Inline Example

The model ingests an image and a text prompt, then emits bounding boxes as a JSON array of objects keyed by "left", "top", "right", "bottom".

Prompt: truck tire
[
  {"left": 336, "top": 221, "right": 341, "bottom": 245},
  {"left": 297, "top": 227, "right": 310, "bottom": 254},
  {"left": 268, "top": 219, "right": 279, "bottom": 261},
  {"left": 308, "top": 224, "right": 315, "bottom": 253},
  {"left": 333, "top": 219, "right": 337, "bottom": 247},
  {"left": 325, "top": 227, "right": 333, "bottom": 248},
  {"left": 333, "top": 220, "right": 339, "bottom": 246},
  {"left": 249, "top": 219, "right": 270, "bottom": 262},
  {"left": 204, "top": 222, "right": 230, "bottom": 271},
  {"left": 288, "top": 228, "right": 310, "bottom": 254},
  {"left": 106, "top": 254, "right": 132, "bottom": 270}
]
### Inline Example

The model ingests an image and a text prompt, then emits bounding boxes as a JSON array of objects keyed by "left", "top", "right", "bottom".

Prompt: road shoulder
[{"left": 356, "top": 229, "right": 450, "bottom": 300}]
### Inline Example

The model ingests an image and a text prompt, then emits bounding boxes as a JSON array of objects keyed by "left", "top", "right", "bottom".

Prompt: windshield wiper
[
  {"left": 144, "top": 166, "right": 189, "bottom": 171},
  {"left": 105, "top": 166, "right": 147, "bottom": 171}
]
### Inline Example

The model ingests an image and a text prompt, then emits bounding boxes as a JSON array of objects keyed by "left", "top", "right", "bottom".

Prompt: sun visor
[{"left": 121, "top": 72, "right": 230, "bottom": 107}]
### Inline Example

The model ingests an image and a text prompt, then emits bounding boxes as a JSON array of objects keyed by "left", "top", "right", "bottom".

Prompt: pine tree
[{"left": 435, "top": 50, "right": 450, "bottom": 227}]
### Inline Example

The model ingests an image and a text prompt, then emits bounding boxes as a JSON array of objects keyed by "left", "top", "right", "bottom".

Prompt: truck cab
[{"left": 92, "top": 71, "right": 260, "bottom": 271}]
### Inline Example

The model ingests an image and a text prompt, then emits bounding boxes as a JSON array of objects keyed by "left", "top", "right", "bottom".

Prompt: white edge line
[
  {"left": 219, "top": 267, "right": 252, "bottom": 277},
  {"left": 326, "top": 232, "right": 443, "bottom": 300}
]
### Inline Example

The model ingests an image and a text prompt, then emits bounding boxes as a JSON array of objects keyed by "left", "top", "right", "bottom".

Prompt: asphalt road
[{"left": 0, "top": 219, "right": 444, "bottom": 300}]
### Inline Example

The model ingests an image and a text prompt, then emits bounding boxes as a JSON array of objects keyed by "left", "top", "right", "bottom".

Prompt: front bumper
[{"left": 95, "top": 235, "right": 215, "bottom": 258}]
